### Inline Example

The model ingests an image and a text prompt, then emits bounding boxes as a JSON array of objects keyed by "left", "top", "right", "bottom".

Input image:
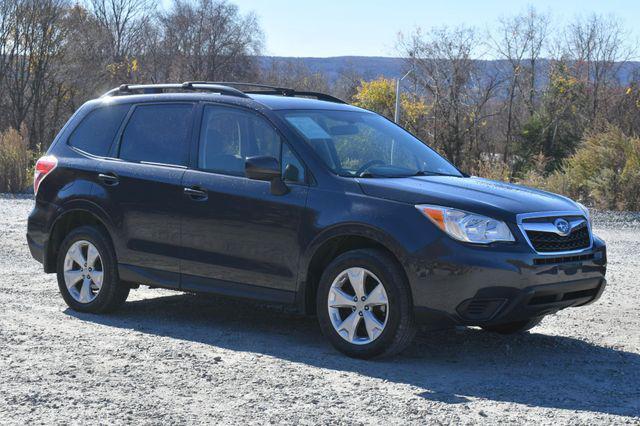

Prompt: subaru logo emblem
[{"left": 554, "top": 218, "right": 571, "bottom": 236}]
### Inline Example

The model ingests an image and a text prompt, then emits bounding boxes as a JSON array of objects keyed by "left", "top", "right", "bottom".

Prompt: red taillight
[{"left": 34, "top": 155, "right": 57, "bottom": 195}]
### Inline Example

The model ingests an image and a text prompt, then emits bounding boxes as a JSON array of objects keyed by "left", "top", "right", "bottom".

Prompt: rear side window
[
  {"left": 119, "top": 104, "right": 193, "bottom": 166},
  {"left": 68, "top": 104, "right": 130, "bottom": 156}
]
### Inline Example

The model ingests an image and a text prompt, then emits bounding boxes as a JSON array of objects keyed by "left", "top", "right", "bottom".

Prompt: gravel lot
[{"left": 0, "top": 194, "right": 638, "bottom": 424}]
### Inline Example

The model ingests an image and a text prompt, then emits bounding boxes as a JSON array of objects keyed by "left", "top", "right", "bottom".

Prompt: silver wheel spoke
[
  {"left": 91, "top": 271, "right": 103, "bottom": 288},
  {"left": 328, "top": 287, "right": 356, "bottom": 308},
  {"left": 87, "top": 244, "right": 100, "bottom": 269},
  {"left": 64, "top": 270, "right": 84, "bottom": 289},
  {"left": 347, "top": 268, "right": 366, "bottom": 299},
  {"left": 67, "top": 244, "right": 86, "bottom": 267},
  {"left": 363, "top": 311, "right": 384, "bottom": 341},
  {"left": 337, "top": 311, "right": 361, "bottom": 342},
  {"left": 366, "top": 283, "right": 387, "bottom": 306},
  {"left": 79, "top": 277, "right": 92, "bottom": 303}
]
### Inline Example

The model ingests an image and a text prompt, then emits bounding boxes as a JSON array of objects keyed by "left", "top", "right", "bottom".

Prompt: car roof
[{"left": 89, "top": 91, "right": 367, "bottom": 113}]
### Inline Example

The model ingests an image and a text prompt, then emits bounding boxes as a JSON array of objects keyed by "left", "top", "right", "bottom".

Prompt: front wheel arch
[{"left": 300, "top": 229, "right": 410, "bottom": 316}]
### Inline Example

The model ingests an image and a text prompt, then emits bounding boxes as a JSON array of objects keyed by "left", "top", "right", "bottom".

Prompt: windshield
[{"left": 279, "top": 110, "right": 462, "bottom": 178}]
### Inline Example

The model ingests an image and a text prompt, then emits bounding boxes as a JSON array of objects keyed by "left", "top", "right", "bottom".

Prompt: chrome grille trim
[{"left": 516, "top": 210, "right": 593, "bottom": 255}]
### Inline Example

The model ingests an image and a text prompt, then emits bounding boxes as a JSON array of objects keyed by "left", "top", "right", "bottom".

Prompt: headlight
[{"left": 415, "top": 205, "right": 515, "bottom": 244}]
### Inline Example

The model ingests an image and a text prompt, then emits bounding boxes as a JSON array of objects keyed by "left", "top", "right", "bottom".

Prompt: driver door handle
[
  {"left": 184, "top": 187, "right": 208, "bottom": 201},
  {"left": 98, "top": 173, "right": 119, "bottom": 186}
]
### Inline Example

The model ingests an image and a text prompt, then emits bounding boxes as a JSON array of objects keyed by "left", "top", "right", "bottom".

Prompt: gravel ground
[{"left": 0, "top": 195, "right": 638, "bottom": 425}]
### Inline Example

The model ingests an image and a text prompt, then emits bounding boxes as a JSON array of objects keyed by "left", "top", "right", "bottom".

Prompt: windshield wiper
[{"left": 411, "top": 170, "right": 460, "bottom": 177}]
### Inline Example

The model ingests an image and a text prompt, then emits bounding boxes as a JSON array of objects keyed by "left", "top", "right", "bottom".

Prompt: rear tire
[
  {"left": 316, "top": 249, "right": 416, "bottom": 359},
  {"left": 56, "top": 225, "right": 129, "bottom": 313},
  {"left": 481, "top": 316, "right": 543, "bottom": 334}
]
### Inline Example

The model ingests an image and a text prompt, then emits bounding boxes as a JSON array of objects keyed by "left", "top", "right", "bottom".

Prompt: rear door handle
[
  {"left": 98, "top": 173, "right": 119, "bottom": 186},
  {"left": 184, "top": 187, "right": 208, "bottom": 201}
]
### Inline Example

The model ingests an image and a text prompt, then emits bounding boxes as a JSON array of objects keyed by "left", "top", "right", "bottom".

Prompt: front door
[{"left": 180, "top": 104, "right": 309, "bottom": 302}]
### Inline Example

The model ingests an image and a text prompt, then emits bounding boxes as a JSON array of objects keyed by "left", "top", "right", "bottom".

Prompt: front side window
[
  {"left": 198, "top": 105, "right": 304, "bottom": 182},
  {"left": 279, "top": 110, "right": 462, "bottom": 178},
  {"left": 281, "top": 143, "right": 305, "bottom": 183},
  {"left": 68, "top": 104, "right": 130, "bottom": 156},
  {"left": 119, "top": 104, "right": 193, "bottom": 166}
]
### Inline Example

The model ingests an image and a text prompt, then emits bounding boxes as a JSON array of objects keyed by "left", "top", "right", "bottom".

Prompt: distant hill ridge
[{"left": 260, "top": 56, "right": 640, "bottom": 85}]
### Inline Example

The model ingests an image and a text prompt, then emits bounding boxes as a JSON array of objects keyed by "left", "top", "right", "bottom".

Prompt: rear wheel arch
[
  {"left": 299, "top": 227, "right": 410, "bottom": 315},
  {"left": 45, "top": 208, "right": 115, "bottom": 273}
]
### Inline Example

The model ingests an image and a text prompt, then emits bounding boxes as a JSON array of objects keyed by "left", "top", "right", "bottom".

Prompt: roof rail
[
  {"left": 100, "top": 82, "right": 250, "bottom": 98},
  {"left": 100, "top": 81, "right": 346, "bottom": 104},
  {"left": 183, "top": 81, "right": 346, "bottom": 104}
]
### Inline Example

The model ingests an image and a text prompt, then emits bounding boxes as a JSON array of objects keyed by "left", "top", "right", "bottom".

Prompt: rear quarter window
[{"left": 67, "top": 104, "right": 131, "bottom": 156}]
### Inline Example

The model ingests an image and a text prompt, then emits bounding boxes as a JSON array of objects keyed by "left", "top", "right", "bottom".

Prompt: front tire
[
  {"left": 316, "top": 249, "right": 416, "bottom": 359},
  {"left": 56, "top": 225, "right": 129, "bottom": 313}
]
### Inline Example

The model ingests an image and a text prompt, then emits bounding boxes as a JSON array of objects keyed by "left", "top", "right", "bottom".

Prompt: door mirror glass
[
  {"left": 245, "top": 156, "right": 281, "bottom": 181},
  {"left": 245, "top": 156, "right": 289, "bottom": 195}
]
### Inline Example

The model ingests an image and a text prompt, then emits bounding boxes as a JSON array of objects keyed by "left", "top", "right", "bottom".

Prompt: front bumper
[{"left": 408, "top": 235, "right": 607, "bottom": 328}]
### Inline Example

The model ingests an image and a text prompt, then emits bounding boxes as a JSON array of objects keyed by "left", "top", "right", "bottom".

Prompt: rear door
[
  {"left": 94, "top": 102, "right": 195, "bottom": 286},
  {"left": 180, "top": 104, "right": 309, "bottom": 301}
]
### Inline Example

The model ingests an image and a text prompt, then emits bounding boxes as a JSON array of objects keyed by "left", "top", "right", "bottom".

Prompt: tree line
[{"left": 1, "top": 1, "right": 639, "bottom": 208}]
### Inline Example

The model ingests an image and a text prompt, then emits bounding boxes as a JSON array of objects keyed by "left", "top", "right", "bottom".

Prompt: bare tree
[
  {"left": 491, "top": 7, "right": 549, "bottom": 163},
  {"left": 0, "top": 0, "right": 18, "bottom": 89},
  {"left": 159, "top": 0, "right": 263, "bottom": 81},
  {"left": 87, "top": 0, "right": 153, "bottom": 62},
  {"left": 523, "top": 8, "right": 549, "bottom": 116},
  {"left": 3, "top": 0, "right": 68, "bottom": 149},
  {"left": 564, "top": 14, "right": 635, "bottom": 125},
  {"left": 399, "top": 26, "right": 499, "bottom": 168}
]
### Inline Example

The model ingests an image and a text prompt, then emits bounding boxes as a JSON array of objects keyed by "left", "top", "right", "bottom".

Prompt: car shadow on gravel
[{"left": 65, "top": 292, "right": 640, "bottom": 418}]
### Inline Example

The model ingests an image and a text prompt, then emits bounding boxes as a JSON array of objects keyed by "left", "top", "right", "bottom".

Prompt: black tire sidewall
[
  {"left": 316, "top": 249, "right": 411, "bottom": 358},
  {"left": 56, "top": 226, "right": 119, "bottom": 313}
]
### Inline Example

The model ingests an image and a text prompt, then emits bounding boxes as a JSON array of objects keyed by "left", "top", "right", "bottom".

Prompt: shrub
[
  {"left": 550, "top": 127, "right": 640, "bottom": 210},
  {"left": 469, "top": 155, "right": 511, "bottom": 181},
  {"left": 0, "top": 126, "right": 33, "bottom": 193}
]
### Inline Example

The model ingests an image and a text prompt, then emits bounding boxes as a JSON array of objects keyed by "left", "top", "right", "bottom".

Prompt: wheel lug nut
[
  {"left": 352, "top": 306, "right": 356, "bottom": 312},
  {"left": 353, "top": 296, "right": 358, "bottom": 302},
  {"left": 361, "top": 296, "right": 366, "bottom": 301},
  {"left": 364, "top": 306, "right": 369, "bottom": 310},
  {"left": 358, "top": 311, "right": 363, "bottom": 316}
]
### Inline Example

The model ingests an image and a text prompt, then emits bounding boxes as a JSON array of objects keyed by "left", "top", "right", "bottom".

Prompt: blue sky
[{"left": 222, "top": 0, "right": 639, "bottom": 57}]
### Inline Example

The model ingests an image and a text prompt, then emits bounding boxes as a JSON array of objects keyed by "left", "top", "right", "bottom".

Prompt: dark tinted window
[
  {"left": 199, "top": 105, "right": 281, "bottom": 175},
  {"left": 119, "top": 104, "right": 193, "bottom": 166},
  {"left": 68, "top": 104, "right": 130, "bottom": 156}
]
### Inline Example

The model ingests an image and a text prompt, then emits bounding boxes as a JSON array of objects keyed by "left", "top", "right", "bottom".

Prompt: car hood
[{"left": 356, "top": 175, "right": 581, "bottom": 222}]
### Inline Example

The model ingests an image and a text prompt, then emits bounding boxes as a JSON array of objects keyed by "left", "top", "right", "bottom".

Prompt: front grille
[{"left": 526, "top": 224, "right": 590, "bottom": 253}]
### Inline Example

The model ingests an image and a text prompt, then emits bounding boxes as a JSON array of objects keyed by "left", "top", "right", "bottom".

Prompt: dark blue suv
[{"left": 27, "top": 82, "right": 607, "bottom": 358}]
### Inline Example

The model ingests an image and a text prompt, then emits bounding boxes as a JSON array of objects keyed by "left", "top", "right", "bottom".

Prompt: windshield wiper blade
[{"left": 411, "top": 170, "right": 458, "bottom": 177}]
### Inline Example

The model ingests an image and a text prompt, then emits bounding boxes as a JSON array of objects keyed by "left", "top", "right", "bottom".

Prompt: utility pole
[{"left": 394, "top": 52, "right": 416, "bottom": 124}]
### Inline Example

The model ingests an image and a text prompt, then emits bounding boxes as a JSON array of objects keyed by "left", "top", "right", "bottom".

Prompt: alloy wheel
[
  {"left": 63, "top": 240, "right": 104, "bottom": 304},
  {"left": 327, "top": 267, "right": 389, "bottom": 345}
]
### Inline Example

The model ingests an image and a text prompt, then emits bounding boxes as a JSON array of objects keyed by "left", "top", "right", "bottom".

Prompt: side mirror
[{"left": 245, "top": 156, "right": 289, "bottom": 195}]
